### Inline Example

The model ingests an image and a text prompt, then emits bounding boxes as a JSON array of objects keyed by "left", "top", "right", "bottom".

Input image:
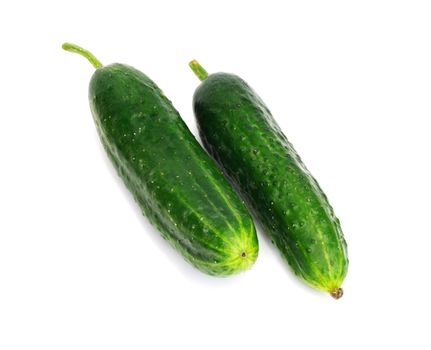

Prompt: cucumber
[
  {"left": 189, "top": 61, "right": 348, "bottom": 297},
  {"left": 62, "top": 43, "right": 258, "bottom": 276}
]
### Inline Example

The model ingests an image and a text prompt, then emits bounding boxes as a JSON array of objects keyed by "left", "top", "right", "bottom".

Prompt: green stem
[
  {"left": 62, "top": 42, "right": 103, "bottom": 69},
  {"left": 189, "top": 60, "right": 208, "bottom": 81}
]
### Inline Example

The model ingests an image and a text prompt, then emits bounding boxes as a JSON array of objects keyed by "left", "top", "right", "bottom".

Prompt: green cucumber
[
  {"left": 190, "top": 61, "right": 348, "bottom": 297},
  {"left": 63, "top": 43, "right": 258, "bottom": 276}
]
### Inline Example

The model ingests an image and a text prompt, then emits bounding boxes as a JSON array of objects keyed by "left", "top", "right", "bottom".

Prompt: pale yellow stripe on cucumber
[
  {"left": 295, "top": 239, "right": 328, "bottom": 287},
  {"left": 191, "top": 181, "right": 254, "bottom": 259},
  {"left": 317, "top": 205, "right": 344, "bottom": 287},
  {"left": 335, "top": 227, "right": 347, "bottom": 285},
  {"left": 182, "top": 140, "right": 249, "bottom": 239},
  {"left": 185, "top": 174, "right": 239, "bottom": 236},
  {"left": 172, "top": 194, "right": 238, "bottom": 250},
  {"left": 134, "top": 181, "right": 234, "bottom": 255},
  {"left": 162, "top": 206, "right": 231, "bottom": 256},
  {"left": 278, "top": 236, "right": 324, "bottom": 291},
  {"left": 310, "top": 177, "right": 342, "bottom": 284},
  {"left": 313, "top": 225, "right": 334, "bottom": 283},
  {"left": 331, "top": 226, "right": 344, "bottom": 284},
  {"left": 197, "top": 166, "right": 247, "bottom": 232},
  {"left": 301, "top": 188, "right": 335, "bottom": 282},
  {"left": 329, "top": 209, "right": 347, "bottom": 284},
  {"left": 316, "top": 192, "right": 345, "bottom": 285},
  {"left": 247, "top": 216, "right": 256, "bottom": 246},
  {"left": 176, "top": 162, "right": 246, "bottom": 245}
]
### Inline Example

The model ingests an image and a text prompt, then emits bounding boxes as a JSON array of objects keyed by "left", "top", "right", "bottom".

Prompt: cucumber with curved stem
[
  {"left": 189, "top": 60, "right": 348, "bottom": 297},
  {"left": 62, "top": 43, "right": 258, "bottom": 276}
]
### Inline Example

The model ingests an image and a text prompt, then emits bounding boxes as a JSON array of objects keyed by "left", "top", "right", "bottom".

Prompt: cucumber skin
[
  {"left": 193, "top": 73, "right": 348, "bottom": 291},
  {"left": 88, "top": 64, "right": 258, "bottom": 276}
]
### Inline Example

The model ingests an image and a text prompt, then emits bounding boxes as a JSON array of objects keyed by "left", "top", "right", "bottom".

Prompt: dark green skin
[
  {"left": 89, "top": 64, "right": 258, "bottom": 276},
  {"left": 193, "top": 73, "right": 348, "bottom": 292}
]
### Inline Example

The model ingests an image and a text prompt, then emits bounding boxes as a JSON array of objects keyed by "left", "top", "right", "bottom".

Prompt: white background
[{"left": 1, "top": 0, "right": 430, "bottom": 349}]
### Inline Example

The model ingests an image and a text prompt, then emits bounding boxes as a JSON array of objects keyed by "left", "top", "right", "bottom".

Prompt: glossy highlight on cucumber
[
  {"left": 63, "top": 43, "right": 258, "bottom": 276},
  {"left": 190, "top": 60, "right": 348, "bottom": 296}
]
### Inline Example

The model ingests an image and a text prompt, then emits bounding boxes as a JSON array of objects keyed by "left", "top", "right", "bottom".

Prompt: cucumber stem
[
  {"left": 62, "top": 42, "right": 103, "bottom": 69},
  {"left": 330, "top": 287, "right": 343, "bottom": 299},
  {"left": 189, "top": 60, "right": 208, "bottom": 81}
]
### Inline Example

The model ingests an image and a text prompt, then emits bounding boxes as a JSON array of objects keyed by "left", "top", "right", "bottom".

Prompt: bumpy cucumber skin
[
  {"left": 89, "top": 64, "right": 258, "bottom": 276},
  {"left": 193, "top": 73, "right": 348, "bottom": 291}
]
